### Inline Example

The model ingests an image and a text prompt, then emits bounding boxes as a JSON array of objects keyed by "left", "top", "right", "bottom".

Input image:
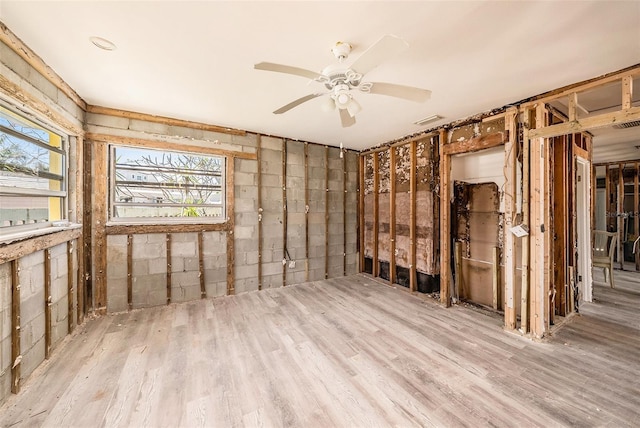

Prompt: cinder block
[
  {"left": 167, "top": 125, "right": 204, "bottom": 140},
  {"left": 86, "top": 112, "right": 130, "bottom": 129},
  {"left": 129, "top": 119, "right": 169, "bottom": 135},
  {"left": 237, "top": 158, "right": 258, "bottom": 174},
  {"left": 20, "top": 335, "right": 45, "bottom": 380},
  {"left": 235, "top": 171, "right": 256, "bottom": 186},
  {"left": 232, "top": 133, "right": 258, "bottom": 148},
  {"left": 261, "top": 136, "right": 284, "bottom": 151}
]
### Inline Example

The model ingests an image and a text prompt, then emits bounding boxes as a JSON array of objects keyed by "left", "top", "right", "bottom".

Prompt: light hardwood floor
[{"left": 1, "top": 272, "right": 639, "bottom": 427}]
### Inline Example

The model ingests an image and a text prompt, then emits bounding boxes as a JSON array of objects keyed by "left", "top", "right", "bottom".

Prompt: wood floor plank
[{"left": 1, "top": 272, "right": 639, "bottom": 427}]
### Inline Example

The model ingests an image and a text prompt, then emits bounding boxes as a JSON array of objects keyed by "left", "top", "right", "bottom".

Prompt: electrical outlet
[{"left": 289, "top": 260, "right": 296, "bottom": 269}]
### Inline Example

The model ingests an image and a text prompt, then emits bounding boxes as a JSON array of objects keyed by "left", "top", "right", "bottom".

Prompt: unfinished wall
[
  {"left": 86, "top": 112, "right": 359, "bottom": 312},
  {"left": 0, "top": 29, "right": 84, "bottom": 405},
  {"left": 361, "top": 136, "right": 439, "bottom": 292}
]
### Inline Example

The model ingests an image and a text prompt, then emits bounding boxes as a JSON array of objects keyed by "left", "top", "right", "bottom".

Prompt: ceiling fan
[{"left": 254, "top": 35, "right": 431, "bottom": 128}]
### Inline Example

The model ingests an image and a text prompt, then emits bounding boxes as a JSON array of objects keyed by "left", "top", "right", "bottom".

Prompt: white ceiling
[{"left": 1, "top": 1, "right": 640, "bottom": 151}]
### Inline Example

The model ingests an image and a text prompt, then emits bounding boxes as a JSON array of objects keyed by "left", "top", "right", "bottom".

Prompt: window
[
  {"left": 110, "top": 146, "right": 225, "bottom": 222},
  {"left": 0, "top": 105, "right": 66, "bottom": 231}
]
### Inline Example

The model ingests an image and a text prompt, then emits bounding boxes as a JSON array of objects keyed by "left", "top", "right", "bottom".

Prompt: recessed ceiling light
[{"left": 90, "top": 36, "right": 116, "bottom": 51}]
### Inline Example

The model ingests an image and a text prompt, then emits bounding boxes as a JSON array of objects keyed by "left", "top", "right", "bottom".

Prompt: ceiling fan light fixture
[
  {"left": 346, "top": 97, "right": 361, "bottom": 117},
  {"left": 321, "top": 96, "right": 336, "bottom": 112},
  {"left": 331, "top": 41, "right": 352, "bottom": 62}
]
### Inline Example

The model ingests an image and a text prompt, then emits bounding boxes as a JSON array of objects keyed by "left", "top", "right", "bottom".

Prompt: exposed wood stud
[
  {"left": 373, "top": 153, "right": 380, "bottom": 278},
  {"left": 92, "top": 141, "right": 108, "bottom": 313},
  {"left": 527, "top": 106, "right": 640, "bottom": 139},
  {"left": 67, "top": 241, "right": 75, "bottom": 333},
  {"left": 283, "top": 139, "right": 288, "bottom": 286},
  {"left": 409, "top": 141, "right": 417, "bottom": 292},
  {"left": 343, "top": 149, "right": 347, "bottom": 276},
  {"left": 75, "top": 135, "right": 85, "bottom": 325},
  {"left": 127, "top": 234, "right": 133, "bottom": 310},
  {"left": 358, "top": 154, "right": 365, "bottom": 273},
  {"left": 618, "top": 162, "right": 625, "bottom": 269},
  {"left": 441, "top": 131, "right": 507, "bottom": 155},
  {"left": 389, "top": 147, "right": 397, "bottom": 286},
  {"left": 493, "top": 247, "right": 500, "bottom": 311},
  {"left": 568, "top": 92, "right": 578, "bottom": 122},
  {"left": 521, "top": 108, "right": 531, "bottom": 333},
  {"left": 258, "top": 135, "right": 263, "bottom": 290},
  {"left": 454, "top": 241, "right": 462, "bottom": 302},
  {"left": 503, "top": 108, "right": 517, "bottom": 329},
  {"left": 622, "top": 75, "right": 633, "bottom": 110},
  {"left": 226, "top": 156, "right": 236, "bottom": 295},
  {"left": 166, "top": 234, "right": 172, "bottom": 304},
  {"left": 11, "top": 259, "right": 21, "bottom": 394},
  {"left": 44, "top": 248, "right": 52, "bottom": 360},
  {"left": 439, "top": 129, "right": 451, "bottom": 307},
  {"left": 198, "top": 231, "right": 206, "bottom": 298},
  {"left": 635, "top": 162, "right": 639, "bottom": 271},
  {"left": 82, "top": 137, "right": 92, "bottom": 315},
  {"left": 325, "top": 146, "right": 330, "bottom": 280},
  {"left": 305, "top": 143, "right": 310, "bottom": 281}
]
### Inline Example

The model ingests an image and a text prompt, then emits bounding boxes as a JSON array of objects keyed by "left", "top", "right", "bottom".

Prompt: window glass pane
[
  {"left": 112, "top": 146, "right": 225, "bottom": 221},
  {"left": 0, "top": 105, "right": 66, "bottom": 231}
]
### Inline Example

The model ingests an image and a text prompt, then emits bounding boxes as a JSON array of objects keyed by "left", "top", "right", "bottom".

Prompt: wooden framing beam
[
  {"left": 325, "top": 146, "right": 330, "bottom": 279},
  {"left": 568, "top": 92, "right": 578, "bottom": 122},
  {"left": 503, "top": 108, "right": 518, "bottom": 330},
  {"left": 106, "top": 222, "right": 227, "bottom": 236},
  {"left": 373, "top": 153, "right": 380, "bottom": 277},
  {"left": 343, "top": 149, "right": 347, "bottom": 276},
  {"left": 198, "top": 232, "right": 206, "bottom": 298},
  {"left": 86, "top": 133, "right": 256, "bottom": 160},
  {"left": 527, "top": 106, "right": 640, "bottom": 139},
  {"left": 622, "top": 75, "right": 633, "bottom": 110},
  {"left": 635, "top": 162, "right": 639, "bottom": 271},
  {"left": 283, "top": 140, "right": 288, "bottom": 286},
  {"left": 82, "top": 137, "right": 92, "bottom": 316},
  {"left": 618, "top": 162, "right": 625, "bottom": 269},
  {"left": 166, "top": 234, "right": 172, "bottom": 304},
  {"left": 439, "top": 129, "right": 451, "bottom": 307},
  {"left": 0, "top": 227, "right": 81, "bottom": 264},
  {"left": 358, "top": 154, "right": 365, "bottom": 273},
  {"left": 521, "top": 108, "right": 531, "bottom": 334},
  {"left": 305, "top": 143, "right": 310, "bottom": 281},
  {"left": 86, "top": 105, "right": 246, "bottom": 136},
  {"left": 92, "top": 141, "right": 108, "bottom": 313},
  {"left": 226, "top": 157, "right": 236, "bottom": 295},
  {"left": 441, "top": 131, "right": 507, "bottom": 155},
  {"left": 11, "top": 259, "right": 20, "bottom": 393},
  {"left": 409, "top": 141, "right": 417, "bottom": 292},
  {"left": 258, "top": 135, "right": 264, "bottom": 289},
  {"left": 389, "top": 147, "right": 397, "bottom": 285},
  {"left": 127, "top": 235, "right": 133, "bottom": 310},
  {"left": 44, "top": 248, "right": 52, "bottom": 359},
  {"left": 67, "top": 241, "right": 75, "bottom": 334}
]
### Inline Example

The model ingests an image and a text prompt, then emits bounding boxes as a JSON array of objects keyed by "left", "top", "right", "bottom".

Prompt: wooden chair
[{"left": 592, "top": 230, "right": 617, "bottom": 288}]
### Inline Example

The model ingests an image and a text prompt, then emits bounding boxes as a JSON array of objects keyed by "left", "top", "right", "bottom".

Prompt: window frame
[
  {"left": 107, "top": 144, "right": 227, "bottom": 225},
  {"left": 0, "top": 101, "right": 69, "bottom": 236}
]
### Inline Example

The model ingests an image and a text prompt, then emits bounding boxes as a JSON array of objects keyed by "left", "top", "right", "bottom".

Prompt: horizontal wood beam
[
  {"left": 0, "top": 22, "right": 87, "bottom": 110},
  {"left": 86, "top": 105, "right": 246, "bottom": 136},
  {"left": 106, "top": 222, "right": 228, "bottom": 235},
  {"left": 442, "top": 131, "right": 507, "bottom": 155},
  {"left": 86, "top": 133, "right": 257, "bottom": 160},
  {"left": 527, "top": 106, "right": 640, "bottom": 139},
  {"left": 0, "top": 228, "right": 82, "bottom": 264}
]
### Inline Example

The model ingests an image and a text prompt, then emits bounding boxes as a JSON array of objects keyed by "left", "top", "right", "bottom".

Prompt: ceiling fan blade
[
  {"left": 339, "top": 108, "right": 356, "bottom": 128},
  {"left": 255, "top": 62, "right": 324, "bottom": 80},
  {"left": 365, "top": 82, "right": 431, "bottom": 102},
  {"left": 273, "top": 93, "right": 324, "bottom": 114},
  {"left": 350, "top": 34, "right": 409, "bottom": 75}
]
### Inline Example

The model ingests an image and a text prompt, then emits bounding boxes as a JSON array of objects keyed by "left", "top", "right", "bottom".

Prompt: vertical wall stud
[
  {"left": 343, "top": 149, "right": 347, "bottom": 276},
  {"left": 305, "top": 143, "right": 310, "bottom": 281},
  {"left": 44, "top": 248, "right": 52, "bottom": 359},
  {"left": 618, "top": 162, "right": 625, "bottom": 269},
  {"left": 257, "top": 135, "right": 263, "bottom": 289},
  {"left": 226, "top": 156, "right": 236, "bottom": 295},
  {"left": 521, "top": 108, "right": 531, "bottom": 333},
  {"left": 198, "top": 231, "right": 206, "bottom": 298},
  {"left": 67, "top": 241, "right": 75, "bottom": 333},
  {"left": 127, "top": 234, "right": 133, "bottom": 310},
  {"left": 389, "top": 148, "right": 397, "bottom": 286},
  {"left": 373, "top": 152, "right": 380, "bottom": 277},
  {"left": 166, "top": 233, "right": 172, "bottom": 304},
  {"left": 283, "top": 140, "right": 288, "bottom": 286},
  {"left": 410, "top": 141, "right": 417, "bottom": 292},
  {"left": 504, "top": 108, "right": 518, "bottom": 329},
  {"left": 11, "top": 259, "right": 21, "bottom": 393},
  {"left": 359, "top": 154, "right": 365, "bottom": 273},
  {"left": 622, "top": 74, "right": 633, "bottom": 110},
  {"left": 635, "top": 162, "right": 639, "bottom": 271},
  {"left": 439, "top": 129, "right": 451, "bottom": 307},
  {"left": 325, "top": 146, "right": 330, "bottom": 279}
]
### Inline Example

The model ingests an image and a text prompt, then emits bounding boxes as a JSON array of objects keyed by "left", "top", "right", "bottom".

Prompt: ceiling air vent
[
  {"left": 414, "top": 114, "right": 443, "bottom": 126},
  {"left": 612, "top": 120, "right": 640, "bottom": 129}
]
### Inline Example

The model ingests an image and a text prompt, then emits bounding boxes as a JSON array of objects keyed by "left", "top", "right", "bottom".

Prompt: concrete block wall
[
  {"left": 202, "top": 231, "right": 227, "bottom": 297},
  {"left": 18, "top": 251, "right": 46, "bottom": 384},
  {"left": 0, "top": 263, "right": 11, "bottom": 404},
  {"left": 48, "top": 243, "right": 72, "bottom": 348}
]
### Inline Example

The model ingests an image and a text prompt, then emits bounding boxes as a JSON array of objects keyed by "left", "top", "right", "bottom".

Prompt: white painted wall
[{"left": 451, "top": 146, "right": 507, "bottom": 212}]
